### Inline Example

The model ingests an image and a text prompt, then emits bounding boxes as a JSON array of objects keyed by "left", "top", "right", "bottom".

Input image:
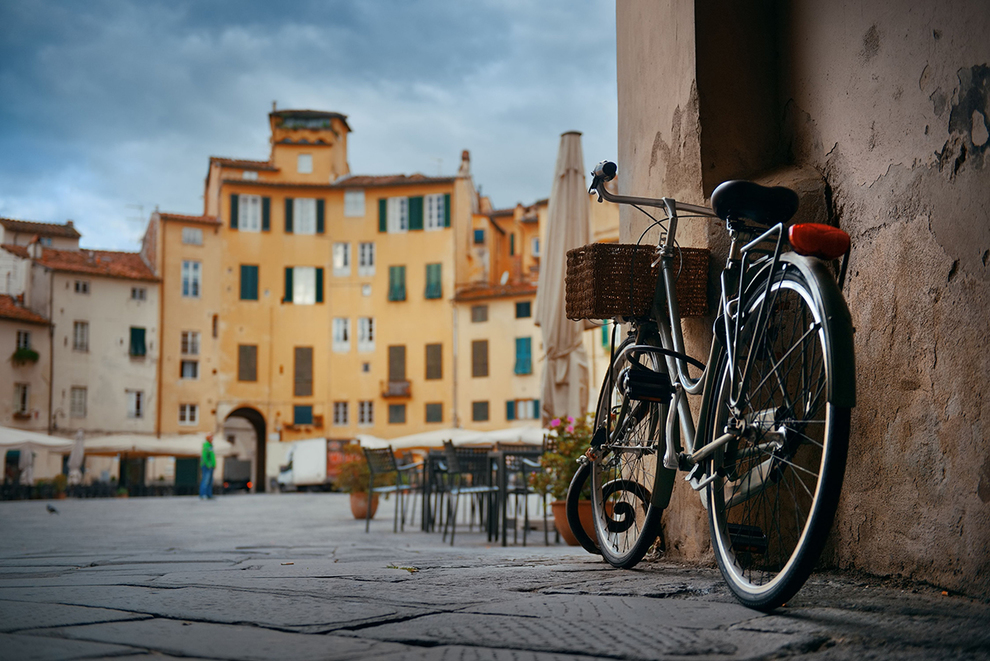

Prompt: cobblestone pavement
[{"left": 1, "top": 494, "right": 987, "bottom": 660}]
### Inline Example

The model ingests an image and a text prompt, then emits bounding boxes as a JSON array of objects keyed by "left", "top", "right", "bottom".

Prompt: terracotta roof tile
[
  {"left": 220, "top": 173, "right": 456, "bottom": 190},
  {"left": 1, "top": 244, "right": 29, "bottom": 258},
  {"left": 209, "top": 157, "right": 278, "bottom": 171},
  {"left": 157, "top": 212, "right": 220, "bottom": 226},
  {"left": 454, "top": 283, "right": 537, "bottom": 302},
  {"left": 0, "top": 217, "right": 81, "bottom": 239},
  {"left": 36, "top": 247, "right": 158, "bottom": 282},
  {"left": 0, "top": 294, "right": 48, "bottom": 325}
]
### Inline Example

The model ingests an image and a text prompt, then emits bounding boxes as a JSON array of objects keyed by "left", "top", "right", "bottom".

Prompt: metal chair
[
  {"left": 497, "top": 441, "right": 549, "bottom": 546},
  {"left": 440, "top": 441, "right": 499, "bottom": 545},
  {"left": 362, "top": 445, "right": 421, "bottom": 533}
]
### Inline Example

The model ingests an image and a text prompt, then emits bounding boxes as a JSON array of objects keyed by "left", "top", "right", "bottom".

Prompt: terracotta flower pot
[
  {"left": 551, "top": 499, "right": 594, "bottom": 546},
  {"left": 349, "top": 492, "right": 379, "bottom": 520}
]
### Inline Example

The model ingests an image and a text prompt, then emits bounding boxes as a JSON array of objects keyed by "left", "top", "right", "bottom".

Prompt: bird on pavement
[{"left": 46, "top": 504, "right": 59, "bottom": 514}]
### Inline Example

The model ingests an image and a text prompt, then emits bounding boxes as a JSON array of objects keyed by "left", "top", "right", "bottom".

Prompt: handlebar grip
[{"left": 592, "top": 160, "right": 617, "bottom": 181}]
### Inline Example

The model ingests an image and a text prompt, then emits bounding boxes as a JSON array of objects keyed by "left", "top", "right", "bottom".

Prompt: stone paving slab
[{"left": 1, "top": 494, "right": 988, "bottom": 660}]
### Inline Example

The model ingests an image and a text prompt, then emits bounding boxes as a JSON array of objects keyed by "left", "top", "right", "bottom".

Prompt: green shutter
[
  {"left": 240, "top": 265, "right": 259, "bottom": 300},
  {"left": 444, "top": 193, "right": 451, "bottom": 227},
  {"left": 510, "top": 233, "right": 515, "bottom": 256},
  {"left": 532, "top": 399, "right": 540, "bottom": 419},
  {"left": 408, "top": 196, "right": 424, "bottom": 231},
  {"left": 378, "top": 198, "right": 387, "bottom": 232},
  {"left": 285, "top": 198, "right": 294, "bottom": 233},
  {"left": 315, "top": 267, "right": 324, "bottom": 302},
  {"left": 284, "top": 267, "right": 293, "bottom": 302},
  {"left": 261, "top": 197, "right": 270, "bottom": 231},
  {"left": 388, "top": 266, "right": 406, "bottom": 301},
  {"left": 506, "top": 400, "right": 516, "bottom": 421},
  {"left": 425, "top": 263, "right": 442, "bottom": 299},
  {"left": 230, "top": 194, "right": 239, "bottom": 229},
  {"left": 129, "top": 327, "right": 146, "bottom": 357},
  {"left": 316, "top": 199, "right": 325, "bottom": 233},
  {"left": 514, "top": 337, "right": 532, "bottom": 375}
]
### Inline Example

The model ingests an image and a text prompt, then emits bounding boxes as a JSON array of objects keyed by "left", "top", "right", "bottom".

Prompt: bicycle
[{"left": 564, "top": 160, "right": 855, "bottom": 611}]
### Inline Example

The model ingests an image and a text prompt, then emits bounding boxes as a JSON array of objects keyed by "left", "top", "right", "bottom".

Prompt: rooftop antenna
[
  {"left": 125, "top": 203, "right": 145, "bottom": 225},
  {"left": 272, "top": 100, "right": 277, "bottom": 111}
]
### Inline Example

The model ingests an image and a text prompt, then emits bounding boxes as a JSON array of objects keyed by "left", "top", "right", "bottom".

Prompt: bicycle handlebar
[{"left": 590, "top": 160, "right": 716, "bottom": 218}]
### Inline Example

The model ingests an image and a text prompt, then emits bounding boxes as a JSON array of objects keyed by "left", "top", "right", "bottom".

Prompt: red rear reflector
[
  {"left": 247, "top": 481, "right": 253, "bottom": 489},
  {"left": 788, "top": 223, "right": 850, "bottom": 260}
]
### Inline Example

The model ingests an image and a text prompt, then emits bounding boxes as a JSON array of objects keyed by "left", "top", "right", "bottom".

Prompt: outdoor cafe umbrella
[
  {"left": 534, "top": 131, "right": 590, "bottom": 424},
  {"left": 68, "top": 429, "right": 85, "bottom": 485}
]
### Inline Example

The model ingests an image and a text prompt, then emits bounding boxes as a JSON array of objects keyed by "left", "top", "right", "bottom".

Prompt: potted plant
[
  {"left": 11, "top": 347, "right": 40, "bottom": 366},
  {"left": 531, "top": 414, "right": 596, "bottom": 545},
  {"left": 335, "top": 445, "right": 381, "bottom": 520}
]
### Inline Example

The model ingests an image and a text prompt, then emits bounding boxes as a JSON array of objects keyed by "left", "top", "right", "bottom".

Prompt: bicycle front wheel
[
  {"left": 706, "top": 261, "right": 851, "bottom": 610},
  {"left": 591, "top": 336, "right": 666, "bottom": 568}
]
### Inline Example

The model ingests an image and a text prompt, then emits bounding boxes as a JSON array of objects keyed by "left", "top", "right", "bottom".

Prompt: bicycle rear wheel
[
  {"left": 591, "top": 336, "right": 666, "bottom": 568},
  {"left": 706, "top": 261, "right": 851, "bottom": 610}
]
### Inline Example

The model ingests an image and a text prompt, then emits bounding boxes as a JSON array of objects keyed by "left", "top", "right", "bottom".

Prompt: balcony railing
[{"left": 381, "top": 380, "right": 411, "bottom": 398}]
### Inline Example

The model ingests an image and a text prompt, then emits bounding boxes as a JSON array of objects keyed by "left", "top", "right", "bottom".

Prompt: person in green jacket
[{"left": 199, "top": 433, "right": 216, "bottom": 499}]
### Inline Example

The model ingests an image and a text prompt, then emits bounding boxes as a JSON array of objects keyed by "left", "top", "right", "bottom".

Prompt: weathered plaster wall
[{"left": 616, "top": 0, "right": 989, "bottom": 597}]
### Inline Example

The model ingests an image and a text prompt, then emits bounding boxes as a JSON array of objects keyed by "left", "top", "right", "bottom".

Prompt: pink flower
[
  {"left": 566, "top": 425, "right": 575, "bottom": 433},
  {"left": 550, "top": 418, "right": 561, "bottom": 427},
  {"left": 567, "top": 416, "right": 575, "bottom": 424}
]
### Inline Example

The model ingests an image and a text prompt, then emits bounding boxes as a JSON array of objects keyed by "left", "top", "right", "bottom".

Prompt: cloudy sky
[{"left": 0, "top": 0, "right": 617, "bottom": 251}]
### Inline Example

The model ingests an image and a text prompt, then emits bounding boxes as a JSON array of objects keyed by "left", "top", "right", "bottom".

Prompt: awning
[{"left": 82, "top": 433, "right": 231, "bottom": 458}]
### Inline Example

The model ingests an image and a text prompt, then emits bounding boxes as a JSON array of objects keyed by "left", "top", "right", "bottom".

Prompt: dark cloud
[{"left": 0, "top": 0, "right": 616, "bottom": 249}]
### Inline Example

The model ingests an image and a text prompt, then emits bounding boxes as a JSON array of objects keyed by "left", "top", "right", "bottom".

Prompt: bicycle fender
[
  {"left": 651, "top": 465, "right": 677, "bottom": 509},
  {"left": 776, "top": 253, "right": 856, "bottom": 408}
]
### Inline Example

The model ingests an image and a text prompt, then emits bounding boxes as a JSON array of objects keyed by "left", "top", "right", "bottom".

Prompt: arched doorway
[{"left": 224, "top": 407, "right": 267, "bottom": 492}]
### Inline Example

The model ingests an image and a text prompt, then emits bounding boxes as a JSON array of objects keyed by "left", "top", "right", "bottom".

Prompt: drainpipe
[
  {"left": 155, "top": 216, "right": 165, "bottom": 438},
  {"left": 47, "top": 268, "right": 54, "bottom": 434},
  {"left": 451, "top": 301, "right": 459, "bottom": 428}
]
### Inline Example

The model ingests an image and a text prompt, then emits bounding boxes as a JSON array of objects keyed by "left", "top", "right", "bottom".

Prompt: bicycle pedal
[
  {"left": 727, "top": 524, "right": 768, "bottom": 554},
  {"left": 622, "top": 365, "right": 673, "bottom": 402}
]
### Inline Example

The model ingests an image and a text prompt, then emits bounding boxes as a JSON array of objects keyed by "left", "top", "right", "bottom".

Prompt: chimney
[
  {"left": 66, "top": 220, "right": 74, "bottom": 227},
  {"left": 457, "top": 150, "right": 471, "bottom": 177}
]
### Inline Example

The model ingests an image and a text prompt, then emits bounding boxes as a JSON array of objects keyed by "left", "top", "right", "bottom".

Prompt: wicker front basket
[{"left": 565, "top": 243, "right": 709, "bottom": 320}]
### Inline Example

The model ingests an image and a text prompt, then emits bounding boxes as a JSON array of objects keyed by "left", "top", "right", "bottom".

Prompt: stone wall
[{"left": 616, "top": 0, "right": 989, "bottom": 597}]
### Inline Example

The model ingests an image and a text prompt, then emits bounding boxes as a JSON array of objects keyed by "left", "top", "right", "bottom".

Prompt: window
[
  {"left": 212, "top": 314, "right": 218, "bottom": 338},
  {"left": 180, "top": 360, "right": 198, "bottom": 379},
  {"left": 358, "top": 242, "right": 375, "bottom": 276},
  {"left": 70, "top": 387, "right": 87, "bottom": 418},
  {"left": 240, "top": 265, "right": 259, "bottom": 300},
  {"left": 388, "top": 345, "right": 406, "bottom": 382},
  {"left": 181, "top": 261, "right": 201, "bottom": 298},
  {"left": 472, "top": 340, "right": 489, "bottom": 377},
  {"left": 332, "top": 243, "right": 351, "bottom": 277},
  {"left": 362, "top": 284, "right": 372, "bottom": 297},
  {"left": 238, "top": 345, "right": 257, "bottom": 382},
  {"left": 131, "top": 287, "right": 146, "bottom": 301},
  {"left": 358, "top": 317, "right": 375, "bottom": 352},
  {"left": 506, "top": 399, "right": 540, "bottom": 421},
  {"left": 472, "top": 401, "right": 489, "bottom": 422},
  {"left": 126, "top": 390, "right": 143, "bottom": 419},
  {"left": 239, "top": 194, "right": 263, "bottom": 232},
  {"left": 242, "top": 170, "right": 258, "bottom": 181},
  {"left": 425, "top": 343, "right": 442, "bottom": 380},
  {"left": 531, "top": 237, "right": 540, "bottom": 257},
  {"left": 129, "top": 327, "right": 147, "bottom": 357},
  {"left": 332, "top": 318, "right": 350, "bottom": 352},
  {"left": 75, "top": 280, "right": 89, "bottom": 294},
  {"left": 388, "top": 404, "right": 406, "bottom": 424},
  {"left": 515, "top": 301, "right": 532, "bottom": 318},
  {"left": 344, "top": 190, "right": 365, "bottom": 217},
  {"left": 73, "top": 322, "right": 89, "bottom": 352},
  {"left": 384, "top": 197, "right": 408, "bottom": 233},
  {"left": 293, "top": 198, "right": 318, "bottom": 234},
  {"left": 294, "top": 347, "right": 313, "bottom": 396},
  {"left": 425, "top": 194, "right": 446, "bottom": 230},
  {"left": 181, "top": 331, "right": 200, "bottom": 355},
  {"left": 297, "top": 153, "right": 313, "bottom": 174},
  {"left": 333, "top": 401, "right": 348, "bottom": 426},
  {"left": 358, "top": 401, "right": 374, "bottom": 426},
  {"left": 425, "top": 263, "right": 442, "bottom": 299},
  {"left": 514, "top": 337, "right": 532, "bottom": 375},
  {"left": 179, "top": 404, "right": 198, "bottom": 425},
  {"left": 425, "top": 402, "right": 443, "bottom": 423},
  {"left": 510, "top": 233, "right": 516, "bottom": 256},
  {"left": 13, "top": 383, "right": 28, "bottom": 414},
  {"left": 284, "top": 266, "right": 324, "bottom": 305},
  {"left": 39, "top": 237, "right": 52, "bottom": 246},
  {"left": 473, "top": 229, "right": 485, "bottom": 245},
  {"left": 362, "top": 362, "right": 371, "bottom": 373},
  {"left": 388, "top": 266, "right": 406, "bottom": 301},
  {"left": 471, "top": 305, "right": 488, "bottom": 323},
  {"left": 293, "top": 405, "right": 314, "bottom": 425},
  {"left": 16, "top": 331, "right": 30, "bottom": 350}
]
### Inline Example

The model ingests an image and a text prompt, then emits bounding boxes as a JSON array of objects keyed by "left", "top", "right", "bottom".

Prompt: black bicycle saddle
[{"left": 710, "top": 180, "right": 799, "bottom": 226}]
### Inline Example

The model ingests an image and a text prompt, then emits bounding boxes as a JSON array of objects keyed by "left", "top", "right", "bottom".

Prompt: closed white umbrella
[
  {"left": 67, "top": 429, "right": 85, "bottom": 485},
  {"left": 0, "top": 426, "right": 74, "bottom": 484},
  {"left": 534, "top": 131, "right": 591, "bottom": 424}
]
